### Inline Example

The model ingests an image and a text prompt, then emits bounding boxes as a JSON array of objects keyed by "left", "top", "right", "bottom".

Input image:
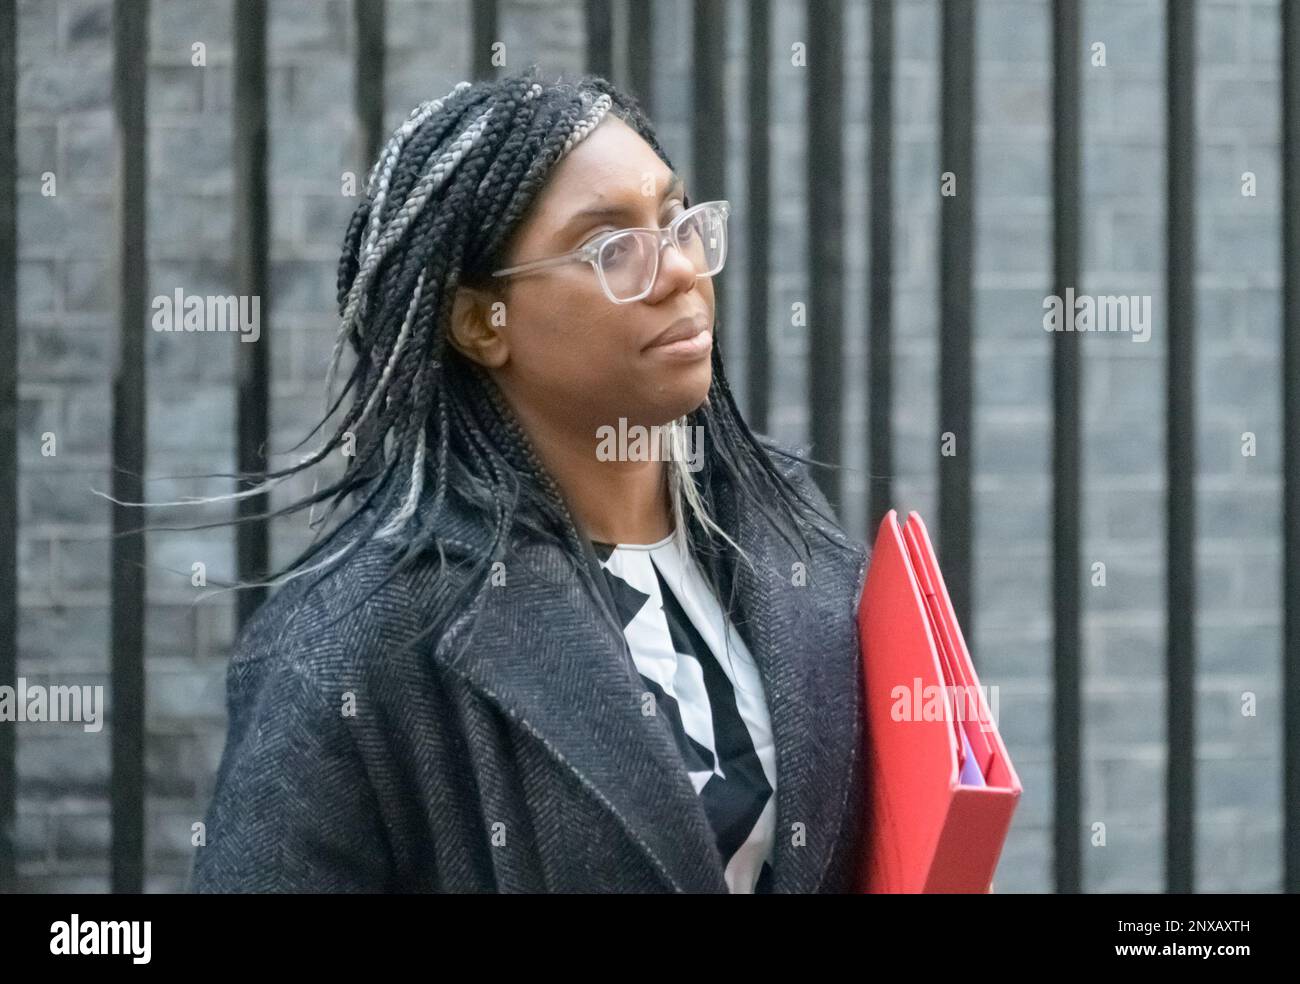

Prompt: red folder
[{"left": 855, "top": 510, "right": 1021, "bottom": 893}]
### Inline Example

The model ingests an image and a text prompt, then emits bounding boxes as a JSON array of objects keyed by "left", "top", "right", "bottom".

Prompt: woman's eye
[{"left": 601, "top": 237, "right": 632, "bottom": 267}]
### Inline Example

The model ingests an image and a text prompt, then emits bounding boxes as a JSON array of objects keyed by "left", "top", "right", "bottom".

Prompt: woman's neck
[
  {"left": 499, "top": 392, "right": 674, "bottom": 545},
  {"left": 541, "top": 437, "right": 672, "bottom": 545}
]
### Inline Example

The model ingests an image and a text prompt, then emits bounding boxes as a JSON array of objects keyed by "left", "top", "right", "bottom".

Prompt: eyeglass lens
[{"left": 597, "top": 204, "right": 727, "bottom": 300}]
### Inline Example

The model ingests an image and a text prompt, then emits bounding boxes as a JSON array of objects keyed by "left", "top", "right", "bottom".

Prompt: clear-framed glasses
[{"left": 491, "top": 199, "right": 731, "bottom": 304}]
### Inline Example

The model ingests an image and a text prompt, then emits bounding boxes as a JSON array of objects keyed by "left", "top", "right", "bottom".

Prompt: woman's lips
[{"left": 645, "top": 327, "right": 712, "bottom": 359}]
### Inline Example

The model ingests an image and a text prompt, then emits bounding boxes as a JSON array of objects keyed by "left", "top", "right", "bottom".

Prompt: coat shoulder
[
  {"left": 231, "top": 525, "right": 484, "bottom": 684},
  {"left": 191, "top": 525, "right": 484, "bottom": 892}
]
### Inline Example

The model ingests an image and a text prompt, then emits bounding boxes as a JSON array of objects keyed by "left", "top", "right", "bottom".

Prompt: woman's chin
[{"left": 648, "top": 362, "right": 712, "bottom": 419}]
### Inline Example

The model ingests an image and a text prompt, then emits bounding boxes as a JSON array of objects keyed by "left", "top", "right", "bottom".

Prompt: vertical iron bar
[
  {"left": 938, "top": 0, "right": 974, "bottom": 635},
  {"left": 1051, "top": 0, "right": 1082, "bottom": 896},
  {"left": 587, "top": 0, "right": 613, "bottom": 78},
  {"left": 747, "top": 0, "right": 771, "bottom": 432},
  {"left": 1281, "top": 0, "right": 1299, "bottom": 895},
  {"left": 233, "top": 0, "right": 270, "bottom": 629},
  {"left": 472, "top": 0, "right": 499, "bottom": 81},
  {"left": 353, "top": 0, "right": 385, "bottom": 165},
  {"left": 867, "top": 0, "right": 894, "bottom": 532},
  {"left": 109, "top": 0, "right": 149, "bottom": 894},
  {"left": 694, "top": 0, "right": 728, "bottom": 360},
  {"left": 1164, "top": 0, "right": 1197, "bottom": 894},
  {"left": 0, "top": 0, "right": 18, "bottom": 890},
  {"left": 627, "top": 0, "right": 655, "bottom": 116},
  {"left": 807, "top": 0, "right": 845, "bottom": 515}
]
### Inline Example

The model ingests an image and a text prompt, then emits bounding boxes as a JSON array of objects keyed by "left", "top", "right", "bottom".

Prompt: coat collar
[{"left": 427, "top": 454, "right": 865, "bottom": 893}]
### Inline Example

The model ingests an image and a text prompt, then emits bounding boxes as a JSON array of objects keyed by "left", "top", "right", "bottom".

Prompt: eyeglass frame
[{"left": 489, "top": 199, "right": 731, "bottom": 304}]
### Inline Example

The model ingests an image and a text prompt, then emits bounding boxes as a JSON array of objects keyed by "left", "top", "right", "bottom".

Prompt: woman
[{"left": 187, "top": 68, "right": 870, "bottom": 894}]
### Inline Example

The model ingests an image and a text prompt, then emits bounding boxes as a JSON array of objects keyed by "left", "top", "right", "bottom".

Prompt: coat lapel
[
  {"left": 725, "top": 494, "right": 866, "bottom": 893},
  {"left": 431, "top": 536, "right": 731, "bottom": 892},
  {"left": 427, "top": 474, "right": 865, "bottom": 893}
]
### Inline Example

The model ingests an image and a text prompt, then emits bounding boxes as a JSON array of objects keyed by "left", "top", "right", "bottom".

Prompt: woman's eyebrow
[{"left": 558, "top": 173, "right": 685, "bottom": 236}]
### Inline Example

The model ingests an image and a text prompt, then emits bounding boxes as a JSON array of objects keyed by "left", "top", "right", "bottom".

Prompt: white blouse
[{"left": 591, "top": 529, "right": 777, "bottom": 893}]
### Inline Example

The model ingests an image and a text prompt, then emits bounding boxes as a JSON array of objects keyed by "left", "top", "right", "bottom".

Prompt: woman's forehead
[{"left": 538, "top": 116, "right": 673, "bottom": 212}]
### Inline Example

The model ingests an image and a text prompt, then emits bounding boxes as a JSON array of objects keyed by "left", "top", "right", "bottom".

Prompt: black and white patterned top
[{"left": 591, "top": 528, "right": 777, "bottom": 893}]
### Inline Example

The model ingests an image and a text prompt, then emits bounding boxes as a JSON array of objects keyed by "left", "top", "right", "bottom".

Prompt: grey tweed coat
[{"left": 187, "top": 441, "right": 870, "bottom": 893}]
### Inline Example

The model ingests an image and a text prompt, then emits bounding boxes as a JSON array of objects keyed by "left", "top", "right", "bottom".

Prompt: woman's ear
[{"left": 448, "top": 284, "right": 510, "bottom": 369}]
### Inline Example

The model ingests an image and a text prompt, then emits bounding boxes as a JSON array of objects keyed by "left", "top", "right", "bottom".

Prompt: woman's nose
[{"left": 654, "top": 238, "right": 698, "bottom": 294}]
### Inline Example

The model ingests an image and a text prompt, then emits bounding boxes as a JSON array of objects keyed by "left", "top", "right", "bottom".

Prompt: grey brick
[
  {"left": 20, "top": 466, "right": 110, "bottom": 527},
  {"left": 17, "top": 191, "right": 69, "bottom": 255},
  {"left": 52, "top": 809, "right": 111, "bottom": 861},
  {"left": 17, "top": 0, "right": 59, "bottom": 51},
  {"left": 148, "top": 64, "right": 206, "bottom": 115},
  {"left": 18, "top": 602, "right": 110, "bottom": 669},
  {"left": 1235, "top": 818, "right": 1283, "bottom": 890},
  {"left": 1198, "top": 2, "right": 1245, "bottom": 65},
  {"left": 977, "top": 74, "right": 1050, "bottom": 129},
  {"left": 268, "top": 257, "right": 337, "bottom": 314},
  {"left": 18, "top": 54, "right": 113, "bottom": 113},
  {"left": 145, "top": 602, "right": 199, "bottom": 662},
  {"left": 1110, "top": 77, "right": 1164, "bottom": 134},
  {"left": 1086, "top": 686, "right": 1164, "bottom": 745},
  {"left": 267, "top": 0, "right": 349, "bottom": 51},
  {"left": 1197, "top": 819, "right": 1250, "bottom": 891},
  {"left": 1198, "top": 486, "right": 1281, "bottom": 542},
  {"left": 17, "top": 732, "right": 110, "bottom": 799},
  {"left": 1247, "top": 1, "right": 1282, "bottom": 65},
  {"left": 1203, "top": 80, "right": 1279, "bottom": 132},
  {"left": 149, "top": 802, "right": 208, "bottom": 856},
  {"left": 270, "top": 59, "right": 354, "bottom": 119},
  {"left": 976, "top": 0, "right": 1050, "bottom": 66},
  {"left": 1084, "top": 822, "right": 1162, "bottom": 893},
  {"left": 1199, "top": 620, "right": 1280, "bottom": 672},
  {"left": 146, "top": 733, "right": 200, "bottom": 799},
  {"left": 18, "top": 259, "right": 58, "bottom": 319},
  {"left": 53, "top": 534, "right": 111, "bottom": 594},
  {"left": 15, "top": 806, "right": 52, "bottom": 864},
  {"left": 894, "top": 0, "right": 937, "bottom": 63},
  {"left": 59, "top": 386, "right": 111, "bottom": 455},
  {"left": 17, "top": 123, "right": 57, "bottom": 178},
  {"left": 1083, "top": 0, "right": 1164, "bottom": 71},
  {"left": 1200, "top": 755, "right": 1280, "bottom": 812},
  {"left": 151, "top": 0, "right": 233, "bottom": 53},
  {"left": 989, "top": 682, "right": 1051, "bottom": 750},
  {"left": 1094, "top": 752, "right": 1162, "bottom": 822},
  {"left": 993, "top": 822, "right": 1050, "bottom": 893},
  {"left": 64, "top": 258, "right": 112, "bottom": 313},
  {"left": 1197, "top": 685, "right": 1277, "bottom": 746},
  {"left": 151, "top": 123, "right": 233, "bottom": 192},
  {"left": 1089, "top": 621, "right": 1163, "bottom": 679},
  {"left": 977, "top": 417, "right": 1051, "bottom": 477},
  {"left": 976, "top": 138, "right": 1051, "bottom": 202},
  {"left": 146, "top": 660, "right": 227, "bottom": 723}
]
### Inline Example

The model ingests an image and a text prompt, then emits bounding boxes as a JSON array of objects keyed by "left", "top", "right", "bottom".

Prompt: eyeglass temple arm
[{"left": 492, "top": 248, "right": 590, "bottom": 278}]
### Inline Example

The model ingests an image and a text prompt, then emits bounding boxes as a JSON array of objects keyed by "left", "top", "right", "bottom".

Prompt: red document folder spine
[{"left": 856, "top": 510, "right": 1022, "bottom": 893}]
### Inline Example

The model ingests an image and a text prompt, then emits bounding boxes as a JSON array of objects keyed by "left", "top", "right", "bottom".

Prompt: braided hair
[{"left": 116, "top": 67, "right": 856, "bottom": 638}]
